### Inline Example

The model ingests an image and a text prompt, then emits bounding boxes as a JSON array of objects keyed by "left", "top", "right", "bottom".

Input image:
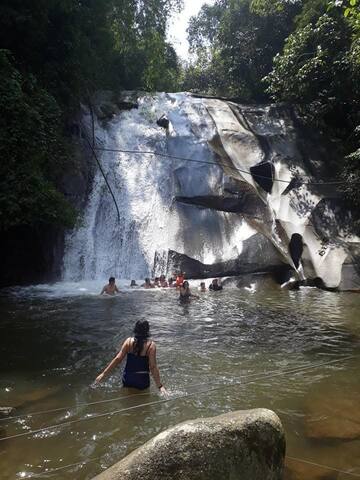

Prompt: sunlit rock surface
[
  {"left": 92, "top": 409, "right": 285, "bottom": 480},
  {"left": 62, "top": 93, "right": 360, "bottom": 290}
]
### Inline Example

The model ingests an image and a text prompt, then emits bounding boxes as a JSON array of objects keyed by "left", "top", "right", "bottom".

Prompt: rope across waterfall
[{"left": 81, "top": 123, "right": 352, "bottom": 225}]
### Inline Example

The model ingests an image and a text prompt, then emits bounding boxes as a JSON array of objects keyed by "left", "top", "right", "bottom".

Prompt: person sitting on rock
[
  {"left": 100, "top": 277, "right": 120, "bottom": 295},
  {"left": 209, "top": 279, "right": 223, "bottom": 291},
  {"left": 153, "top": 277, "right": 160, "bottom": 287},
  {"left": 95, "top": 320, "right": 167, "bottom": 395},
  {"left": 142, "top": 278, "right": 155, "bottom": 289},
  {"left": 179, "top": 281, "right": 199, "bottom": 303}
]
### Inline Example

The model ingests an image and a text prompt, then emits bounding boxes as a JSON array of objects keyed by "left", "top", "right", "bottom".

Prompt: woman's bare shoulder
[{"left": 121, "top": 337, "right": 133, "bottom": 349}]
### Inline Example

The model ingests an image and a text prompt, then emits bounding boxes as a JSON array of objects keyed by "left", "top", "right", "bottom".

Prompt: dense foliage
[
  {"left": 0, "top": 0, "right": 182, "bottom": 232},
  {"left": 184, "top": 0, "right": 301, "bottom": 98},
  {"left": 1, "top": 0, "right": 360, "bottom": 236},
  {"left": 184, "top": 0, "right": 360, "bottom": 230}
]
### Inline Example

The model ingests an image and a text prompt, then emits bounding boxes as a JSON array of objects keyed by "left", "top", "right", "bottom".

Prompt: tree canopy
[
  {"left": 0, "top": 0, "right": 182, "bottom": 232},
  {"left": 184, "top": 0, "right": 360, "bottom": 230}
]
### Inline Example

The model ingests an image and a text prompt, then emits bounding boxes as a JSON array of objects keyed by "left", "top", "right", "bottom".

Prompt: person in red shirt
[{"left": 175, "top": 271, "right": 185, "bottom": 288}]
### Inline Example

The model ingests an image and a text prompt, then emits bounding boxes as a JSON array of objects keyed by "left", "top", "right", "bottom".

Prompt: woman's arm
[
  {"left": 148, "top": 343, "right": 167, "bottom": 394},
  {"left": 190, "top": 291, "right": 199, "bottom": 299},
  {"left": 95, "top": 338, "right": 130, "bottom": 383}
]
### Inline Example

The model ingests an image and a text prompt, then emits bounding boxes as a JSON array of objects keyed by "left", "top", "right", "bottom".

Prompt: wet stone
[
  {"left": 0, "top": 407, "right": 15, "bottom": 418},
  {"left": 305, "top": 393, "right": 360, "bottom": 441},
  {"left": 92, "top": 409, "right": 285, "bottom": 480}
]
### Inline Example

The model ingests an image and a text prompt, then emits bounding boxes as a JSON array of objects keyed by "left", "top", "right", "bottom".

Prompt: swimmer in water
[
  {"left": 100, "top": 277, "right": 120, "bottom": 295},
  {"left": 142, "top": 278, "right": 154, "bottom": 289},
  {"left": 95, "top": 320, "right": 167, "bottom": 394},
  {"left": 199, "top": 282, "right": 206, "bottom": 292},
  {"left": 209, "top": 278, "right": 223, "bottom": 291},
  {"left": 130, "top": 280, "right": 138, "bottom": 287},
  {"left": 179, "top": 281, "right": 199, "bottom": 303},
  {"left": 159, "top": 275, "right": 168, "bottom": 288}
]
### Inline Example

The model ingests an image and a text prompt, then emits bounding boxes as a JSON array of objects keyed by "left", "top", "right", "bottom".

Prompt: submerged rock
[
  {"left": 0, "top": 407, "right": 15, "bottom": 418},
  {"left": 92, "top": 409, "right": 285, "bottom": 480},
  {"left": 304, "top": 393, "right": 360, "bottom": 441}
]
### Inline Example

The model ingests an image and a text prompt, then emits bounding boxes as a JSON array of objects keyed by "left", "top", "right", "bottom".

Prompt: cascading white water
[{"left": 62, "top": 93, "right": 255, "bottom": 281}]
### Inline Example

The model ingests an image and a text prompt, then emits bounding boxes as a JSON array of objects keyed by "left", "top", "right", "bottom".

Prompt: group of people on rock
[{"left": 100, "top": 273, "right": 223, "bottom": 297}]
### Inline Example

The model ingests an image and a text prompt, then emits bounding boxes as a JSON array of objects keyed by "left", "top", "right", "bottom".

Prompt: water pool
[{"left": 0, "top": 283, "right": 359, "bottom": 479}]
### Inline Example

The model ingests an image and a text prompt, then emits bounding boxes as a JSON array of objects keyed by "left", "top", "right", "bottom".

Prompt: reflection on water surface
[{"left": 0, "top": 282, "right": 359, "bottom": 479}]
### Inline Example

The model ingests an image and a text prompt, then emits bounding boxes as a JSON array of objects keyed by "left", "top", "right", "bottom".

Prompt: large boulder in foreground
[{"left": 93, "top": 409, "right": 285, "bottom": 480}]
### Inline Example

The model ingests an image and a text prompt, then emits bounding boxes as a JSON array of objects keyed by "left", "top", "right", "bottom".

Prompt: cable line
[
  {"left": 81, "top": 111, "right": 121, "bottom": 222},
  {"left": 0, "top": 354, "right": 354, "bottom": 443},
  {"left": 0, "top": 355, "right": 352, "bottom": 423},
  {"left": 94, "top": 146, "right": 347, "bottom": 186},
  {"left": 25, "top": 455, "right": 360, "bottom": 479},
  {"left": 27, "top": 455, "right": 101, "bottom": 478},
  {"left": 287, "top": 456, "right": 360, "bottom": 478}
]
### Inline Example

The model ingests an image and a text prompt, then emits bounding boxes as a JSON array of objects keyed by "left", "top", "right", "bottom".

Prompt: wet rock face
[
  {"left": 166, "top": 233, "right": 288, "bottom": 280},
  {"left": 203, "top": 99, "right": 360, "bottom": 290},
  {"left": 92, "top": 409, "right": 285, "bottom": 480},
  {"left": 61, "top": 93, "right": 359, "bottom": 288},
  {"left": 0, "top": 407, "right": 15, "bottom": 418}
]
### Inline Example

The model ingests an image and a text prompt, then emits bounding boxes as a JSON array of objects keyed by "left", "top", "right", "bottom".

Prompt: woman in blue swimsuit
[{"left": 95, "top": 320, "right": 167, "bottom": 394}]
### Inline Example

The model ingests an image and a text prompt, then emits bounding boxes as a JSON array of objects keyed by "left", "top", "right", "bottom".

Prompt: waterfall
[
  {"left": 62, "top": 92, "right": 360, "bottom": 290},
  {"left": 62, "top": 93, "right": 255, "bottom": 281}
]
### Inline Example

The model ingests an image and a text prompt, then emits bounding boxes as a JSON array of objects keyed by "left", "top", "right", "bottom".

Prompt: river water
[{"left": 0, "top": 282, "right": 359, "bottom": 479}]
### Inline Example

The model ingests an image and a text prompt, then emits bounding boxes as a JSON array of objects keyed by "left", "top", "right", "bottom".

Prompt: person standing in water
[
  {"left": 179, "top": 281, "right": 199, "bottom": 303},
  {"left": 100, "top": 277, "right": 120, "bottom": 295},
  {"left": 95, "top": 320, "right": 167, "bottom": 394}
]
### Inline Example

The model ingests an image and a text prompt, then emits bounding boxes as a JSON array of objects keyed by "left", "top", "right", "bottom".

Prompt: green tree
[
  {"left": 0, "top": 50, "right": 75, "bottom": 230},
  {"left": 184, "top": 0, "right": 300, "bottom": 99}
]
